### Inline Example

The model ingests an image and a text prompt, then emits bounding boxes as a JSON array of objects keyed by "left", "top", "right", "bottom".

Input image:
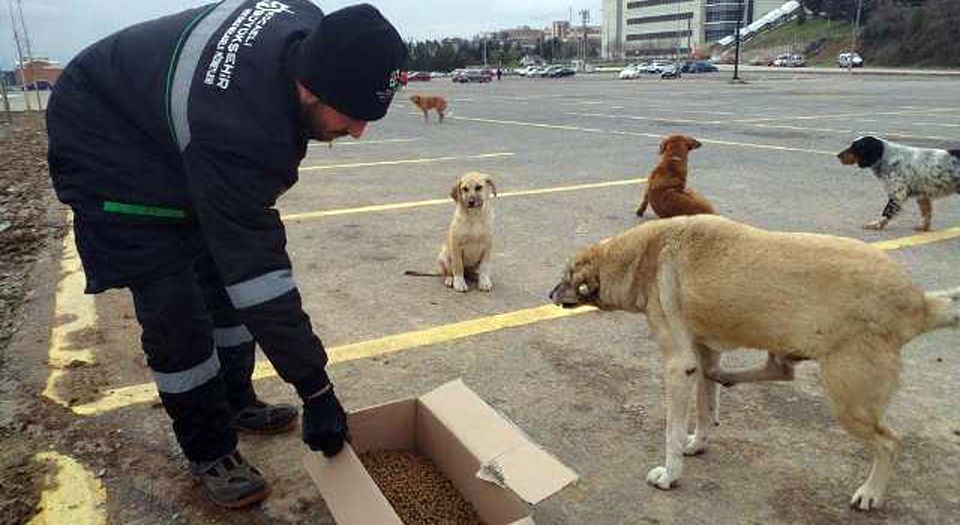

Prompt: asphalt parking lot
[{"left": 25, "top": 71, "right": 960, "bottom": 524}]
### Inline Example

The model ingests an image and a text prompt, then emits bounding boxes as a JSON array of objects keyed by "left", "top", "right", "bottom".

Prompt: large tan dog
[
  {"left": 549, "top": 215, "right": 959, "bottom": 511},
  {"left": 406, "top": 172, "right": 497, "bottom": 291},
  {"left": 409, "top": 94, "right": 447, "bottom": 124}
]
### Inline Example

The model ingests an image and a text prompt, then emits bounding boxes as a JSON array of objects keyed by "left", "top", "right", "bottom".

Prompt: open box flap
[
  {"left": 419, "top": 379, "right": 579, "bottom": 505},
  {"left": 302, "top": 444, "right": 402, "bottom": 525}
]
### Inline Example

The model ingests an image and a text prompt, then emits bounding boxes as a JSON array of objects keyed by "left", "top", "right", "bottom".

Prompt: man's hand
[{"left": 302, "top": 385, "right": 349, "bottom": 457}]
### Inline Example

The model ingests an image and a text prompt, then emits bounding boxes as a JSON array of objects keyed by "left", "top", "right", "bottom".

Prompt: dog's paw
[
  {"left": 645, "top": 466, "right": 678, "bottom": 490},
  {"left": 850, "top": 483, "right": 884, "bottom": 512},
  {"left": 705, "top": 372, "right": 735, "bottom": 388},
  {"left": 914, "top": 224, "right": 931, "bottom": 232},
  {"left": 863, "top": 219, "right": 886, "bottom": 230},
  {"left": 478, "top": 274, "right": 493, "bottom": 292},
  {"left": 683, "top": 434, "right": 708, "bottom": 456},
  {"left": 443, "top": 276, "right": 454, "bottom": 287},
  {"left": 453, "top": 276, "right": 469, "bottom": 293}
]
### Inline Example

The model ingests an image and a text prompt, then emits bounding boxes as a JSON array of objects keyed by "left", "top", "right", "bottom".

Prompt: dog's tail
[
  {"left": 924, "top": 286, "right": 960, "bottom": 331},
  {"left": 403, "top": 270, "right": 443, "bottom": 277}
]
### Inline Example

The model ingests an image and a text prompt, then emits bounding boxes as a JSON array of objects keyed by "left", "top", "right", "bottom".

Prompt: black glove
[{"left": 301, "top": 385, "right": 349, "bottom": 457}]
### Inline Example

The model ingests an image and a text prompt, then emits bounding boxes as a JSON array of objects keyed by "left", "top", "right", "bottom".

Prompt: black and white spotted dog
[{"left": 838, "top": 136, "right": 960, "bottom": 231}]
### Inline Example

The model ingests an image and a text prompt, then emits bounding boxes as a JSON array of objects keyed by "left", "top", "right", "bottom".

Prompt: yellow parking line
[
  {"left": 43, "top": 215, "right": 98, "bottom": 408},
  {"left": 300, "top": 152, "right": 514, "bottom": 171},
  {"left": 452, "top": 115, "right": 836, "bottom": 156},
  {"left": 871, "top": 225, "right": 960, "bottom": 250},
  {"left": 282, "top": 178, "right": 647, "bottom": 222},
  {"left": 29, "top": 451, "right": 106, "bottom": 525},
  {"left": 71, "top": 305, "right": 595, "bottom": 415},
  {"left": 66, "top": 225, "right": 960, "bottom": 416}
]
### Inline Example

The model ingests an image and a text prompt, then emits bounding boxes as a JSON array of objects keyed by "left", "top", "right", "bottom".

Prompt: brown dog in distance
[
  {"left": 637, "top": 135, "right": 715, "bottom": 218},
  {"left": 410, "top": 94, "right": 448, "bottom": 124}
]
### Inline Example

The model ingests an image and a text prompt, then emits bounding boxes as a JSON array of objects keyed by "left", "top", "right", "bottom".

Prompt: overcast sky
[{"left": 0, "top": 0, "right": 602, "bottom": 68}]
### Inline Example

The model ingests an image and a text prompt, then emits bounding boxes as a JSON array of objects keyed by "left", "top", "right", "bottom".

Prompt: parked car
[
  {"left": 682, "top": 61, "right": 718, "bottom": 73},
  {"left": 546, "top": 66, "right": 576, "bottom": 78},
  {"left": 645, "top": 61, "right": 672, "bottom": 74},
  {"left": 772, "top": 53, "right": 805, "bottom": 67},
  {"left": 24, "top": 80, "right": 53, "bottom": 90},
  {"left": 619, "top": 64, "right": 642, "bottom": 80},
  {"left": 660, "top": 63, "right": 682, "bottom": 79},
  {"left": 837, "top": 52, "right": 864, "bottom": 68},
  {"left": 521, "top": 66, "right": 545, "bottom": 77},
  {"left": 407, "top": 71, "right": 432, "bottom": 81},
  {"left": 452, "top": 69, "right": 493, "bottom": 83}
]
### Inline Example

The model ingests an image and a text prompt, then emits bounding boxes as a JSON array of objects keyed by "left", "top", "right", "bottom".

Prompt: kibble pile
[{"left": 358, "top": 450, "right": 483, "bottom": 525}]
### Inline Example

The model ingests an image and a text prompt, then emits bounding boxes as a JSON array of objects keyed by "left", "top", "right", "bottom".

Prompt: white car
[
  {"left": 525, "top": 66, "right": 547, "bottom": 77},
  {"left": 838, "top": 52, "right": 864, "bottom": 68},
  {"left": 773, "top": 53, "right": 805, "bottom": 67},
  {"left": 619, "top": 64, "right": 642, "bottom": 79},
  {"left": 645, "top": 61, "right": 671, "bottom": 74}
]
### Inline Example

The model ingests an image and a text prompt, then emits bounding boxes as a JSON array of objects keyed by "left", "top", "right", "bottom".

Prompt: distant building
[
  {"left": 569, "top": 25, "right": 602, "bottom": 42},
  {"left": 602, "top": 0, "right": 786, "bottom": 58},
  {"left": 15, "top": 56, "right": 62, "bottom": 88},
  {"left": 552, "top": 21, "right": 571, "bottom": 40},
  {"left": 496, "top": 26, "right": 546, "bottom": 49}
]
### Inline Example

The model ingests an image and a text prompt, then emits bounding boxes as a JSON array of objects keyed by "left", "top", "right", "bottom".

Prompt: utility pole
[
  {"left": 578, "top": 9, "right": 590, "bottom": 63},
  {"left": 848, "top": 0, "right": 863, "bottom": 73},
  {"left": 733, "top": 19, "right": 741, "bottom": 81},
  {"left": 14, "top": 0, "right": 41, "bottom": 109},
  {"left": 8, "top": 0, "right": 30, "bottom": 110},
  {"left": 0, "top": 74, "right": 10, "bottom": 116}
]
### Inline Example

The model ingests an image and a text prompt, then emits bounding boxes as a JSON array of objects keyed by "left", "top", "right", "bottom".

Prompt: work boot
[
  {"left": 191, "top": 450, "right": 269, "bottom": 508},
  {"left": 231, "top": 399, "right": 298, "bottom": 434}
]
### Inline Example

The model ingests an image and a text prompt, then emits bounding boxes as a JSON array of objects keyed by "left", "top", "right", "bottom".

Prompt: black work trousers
[{"left": 130, "top": 253, "right": 258, "bottom": 463}]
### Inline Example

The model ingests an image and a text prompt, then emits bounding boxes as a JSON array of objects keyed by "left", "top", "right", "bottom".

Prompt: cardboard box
[{"left": 304, "top": 379, "right": 578, "bottom": 524}]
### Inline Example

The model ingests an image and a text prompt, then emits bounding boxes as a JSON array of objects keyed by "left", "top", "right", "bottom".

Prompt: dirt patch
[
  {"left": 0, "top": 112, "right": 55, "bottom": 355},
  {"left": 359, "top": 449, "right": 482, "bottom": 524},
  {"left": 0, "top": 112, "right": 63, "bottom": 525},
  {"left": 0, "top": 428, "right": 52, "bottom": 525}
]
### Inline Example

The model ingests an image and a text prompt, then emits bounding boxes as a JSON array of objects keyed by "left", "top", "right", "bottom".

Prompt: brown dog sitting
[
  {"left": 409, "top": 94, "right": 447, "bottom": 124},
  {"left": 636, "top": 135, "right": 715, "bottom": 218}
]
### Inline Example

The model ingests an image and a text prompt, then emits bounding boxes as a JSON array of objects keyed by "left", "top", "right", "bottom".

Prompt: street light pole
[
  {"left": 733, "top": 19, "right": 741, "bottom": 81},
  {"left": 848, "top": 0, "right": 863, "bottom": 73}
]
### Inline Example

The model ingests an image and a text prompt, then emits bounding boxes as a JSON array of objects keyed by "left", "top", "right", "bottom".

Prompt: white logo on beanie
[
  {"left": 255, "top": 1, "right": 294, "bottom": 14},
  {"left": 377, "top": 69, "right": 402, "bottom": 103}
]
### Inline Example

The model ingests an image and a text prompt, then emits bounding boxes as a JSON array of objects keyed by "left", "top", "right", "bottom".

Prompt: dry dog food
[{"left": 358, "top": 450, "right": 483, "bottom": 525}]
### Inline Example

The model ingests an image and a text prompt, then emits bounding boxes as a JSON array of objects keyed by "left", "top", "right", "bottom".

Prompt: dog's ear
[
  {"left": 659, "top": 137, "right": 668, "bottom": 154},
  {"left": 484, "top": 177, "right": 498, "bottom": 197},
  {"left": 855, "top": 136, "right": 884, "bottom": 168},
  {"left": 686, "top": 137, "right": 702, "bottom": 150},
  {"left": 449, "top": 178, "right": 461, "bottom": 202}
]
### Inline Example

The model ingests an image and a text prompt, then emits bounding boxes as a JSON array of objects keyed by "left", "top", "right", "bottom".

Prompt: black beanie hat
[{"left": 297, "top": 4, "right": 407, "bottom": 121}]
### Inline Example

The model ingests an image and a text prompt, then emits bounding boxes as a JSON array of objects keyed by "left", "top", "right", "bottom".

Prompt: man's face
[{"left": 297, "top": 82, "right": 367, "bottom": 142}]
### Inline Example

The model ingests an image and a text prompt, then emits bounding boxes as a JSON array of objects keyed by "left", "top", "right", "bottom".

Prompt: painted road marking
[
  {"left": 29, "top": 451, "right": 106, "bottom": 525},
  {"left": 912, "top": 122, "right": 960, "bottom": 128},
  {"left": 731, "top": 107, "right": 960, "bottom": 124},
  {"left": 66, "top": 226, "right": 960, "bottom": 416},
  {"left": 300, "top": 152, "right": 514, "bottom": 171},
  {"left": 451, "top": 115, "right": 837, "bottom": 156},
  {"left": 43, "top": 216, "right": 98, "bottom": 408},
  {"left": 308, "top": 138, "right": 421, "bottom": 148},
  {"left": 871, "top": 225, "right": 960, "bottom": 250},
  {"left": 568, "top": 112, "right": 960, "bottom": 144},
  {"left": 281, "top": 177, "right": 647, "bottom": 222},
  {"left": 71, "top": 304, "right": 595, "bottom": 415}
]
